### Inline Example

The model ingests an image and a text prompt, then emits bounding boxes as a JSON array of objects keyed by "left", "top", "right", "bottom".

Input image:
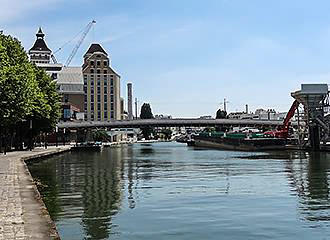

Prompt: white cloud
[{"left": 0, "top": 0, "right": 64, "bottom": 23}]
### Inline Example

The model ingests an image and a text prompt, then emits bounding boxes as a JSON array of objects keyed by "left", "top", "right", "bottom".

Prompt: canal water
[{"left": 28, "top": 142, "right": 330, "bottom": 240}]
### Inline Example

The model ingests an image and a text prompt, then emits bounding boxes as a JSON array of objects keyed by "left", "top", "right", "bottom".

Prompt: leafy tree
[
  {"left": 0, "top": 33, "right": 39, "bottom": 127},
  {"left": 140, "top": 103, "right": 154, "bottom": 139},
  {"left": 216, "top": 109, "right": 227, "bottom": 119},
  {"left": 28, "top": 65, "right": 61, "bottom": 133},
  {"left": 161, "top": 128, "right": 172, "bottom": 140},
  {"left": 92, "top": 130, "right": 111, "bottom": 142},
  {"left": 0, "top": 32, "right": 61, "bottom": 151},
  {"left": 140, "top": 103, "right": 154, "bottom": 119}
]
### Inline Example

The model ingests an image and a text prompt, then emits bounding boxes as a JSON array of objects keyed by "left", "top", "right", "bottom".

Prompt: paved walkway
[{"left": 0, "top": 146, "right": 70, "bottom": 240}]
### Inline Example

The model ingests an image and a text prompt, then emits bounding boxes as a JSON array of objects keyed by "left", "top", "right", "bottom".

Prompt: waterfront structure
[
  {"left": 127, "top": 83, "right": 133, "bottom": 120},
  {"left": 28, "top": 27, "right": 62, "bottom": 80},
  {"left": 82, "top": 44, "right": 121, "bottom": 121}
]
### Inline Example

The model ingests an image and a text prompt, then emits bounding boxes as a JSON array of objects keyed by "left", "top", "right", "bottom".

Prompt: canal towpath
[{"left": 0, "top": 146, "right": 70, "bottom": 240}]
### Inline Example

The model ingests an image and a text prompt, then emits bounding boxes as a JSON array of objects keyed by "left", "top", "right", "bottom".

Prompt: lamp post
[
  {"left": 29, "top": 119, "right": 33, "bottom": 151},
  {"left": 1, "top": 101, "right": 8, "bottom": 154},
  {"left": 63, "top": 128, "right": 66, "bottom": 146},
  {"left": 55, "top": 126, "right": 58, "bottom": 147}
]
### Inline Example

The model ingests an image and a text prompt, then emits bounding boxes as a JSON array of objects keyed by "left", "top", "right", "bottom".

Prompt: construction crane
[
  {"left": 65, "top": 20, "right": 96, "bottom": 66},
  {"left": 264, "top": 100, "right": 300, "bottom": 138},
  {"left": 51, "top": 20, "right": 96, "bottom": 66}
]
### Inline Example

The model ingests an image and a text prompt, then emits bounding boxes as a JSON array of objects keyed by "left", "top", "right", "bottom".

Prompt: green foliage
[
  {"left": 29, "top": 65, "right": 61, "bottom": 132},
  {"left": 140, "top": 103, "right": 154, "bottom": 119},
  {"left": 92, "top": 130, "right": 110, "bottom": 142},
  {"left": 216, "top": 109, "right": 227, "bottom": 119},
  {"left": 0, "top": 34, "right": 39, "bottom": 126},
  {"left": 0, "top": 32, "right": 61, "bottom": 134},
  {"left": 139, "top": 103, "right": 154, "bottom": 139},
  {"left": 141, "top": 127, "right": 154, "bottom": 140},
  {"left": 161, "top": 128, "right": 172, "bottom": 140}
]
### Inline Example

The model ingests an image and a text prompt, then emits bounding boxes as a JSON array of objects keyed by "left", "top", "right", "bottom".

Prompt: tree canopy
[
  {"left": 216, "top": 109, "right": 227, "bottom": 119},
  {"left": 0, "top": 32, "right": 61, "bottom": 151},
  {"left": 139, "top": 103, "right": 154, "bottom": 139},
  {"left": 140, "top": 103, "right": 154, "bottom": 119}
]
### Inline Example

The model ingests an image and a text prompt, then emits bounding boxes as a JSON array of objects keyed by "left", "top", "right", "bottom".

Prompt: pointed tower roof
[
  {"left": 85, "top": 43, "right": 107, "bottom": 55},
  {"left": 29, "top": 27, "right": 51, "bottom": 52},
  {"left": 36, "top": 27, "right": 44, "bottom": 38}
]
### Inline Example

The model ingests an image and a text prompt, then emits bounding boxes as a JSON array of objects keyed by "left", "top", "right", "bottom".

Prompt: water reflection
[
  {"left": 284, "top": 151, "right": 330, "bottom": 225},
  {"left": 28, "top": 143, "right": 330, "bottom": 239},
  {"left": 81, "top": 148, "right": 124, "bottom": 239}
]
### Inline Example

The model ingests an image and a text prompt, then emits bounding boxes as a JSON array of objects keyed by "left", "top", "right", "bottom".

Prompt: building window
[
  {"left": 90, "top": 69, "right": 94, "bottom": 73},
  {"left": 110, "top": 79, "right": 114, "bottom": 86},
  {"left": 104, "top": 70, "right": 107, "bottom": 74},
  {"left": 97, "top": 80, "right": 100, "bottom": 85},
  {"left": 104, "top": 95, "right": 107, "bottom": 102},
  {"left": 90, "top": 60, "right": 94, "bottom": 66},
  {"left": 104, "top": 103, "right": 107, "bottom": 110},
  {"left": 91, "top": 95, "right": 94, "bottom": 102},
  {"left": 110, "top": 111, "right": 114, "bottom": 118},
  {"left": 97, "top": 95, "right": 101, "bottom": 102},
  {"left": 111, "top": 95, "right": 114, "bottom": 102},
  {"left": 97, "top": 87, "right": 100, "bottom": 94},
  {"left": 111, "top": 102, "right": 114, "bottom": 109},
  {"left": 104, "top": 111, "right": 107, "bottom": 119},
  {"left": 84, "top": 95, "right": 87, "bottom": 102},
  {"left": 110, "top": 87, "right": 114, "bottom": 94},
  {"left": 104, "top": 61, "right": 108, "bottom": 66},
  {"left": 97, "top": 103, "right": 101, "bottom": 110},
  {"left": 84, "top": 86, "right": 87, "bottom": 93},
  {"left": 97, "top": 69, "right": 100, "bottom": 74},
  {"left": 98, "top": 111, "right": 101, "bottom": 119},
  {"left": 91, "top": 79, "right": 94, "bottom": 86},
  {"left": 104, "top": 80, "right": 107, "bottom": 86},
  {"left": 64, "top": 94, "right": 69, "bottom": 103},
  {"left": 84, "top": 103, "right": 87, "bottom": 111},
  {"left": 97, "top": 60, "right": 100, "bottom": 66},
  {"left": 104, "top": 86, "right": 107, "bottom": 94},
  {"left": 91, "top": 103, "right": 94, "bottom": 110}
]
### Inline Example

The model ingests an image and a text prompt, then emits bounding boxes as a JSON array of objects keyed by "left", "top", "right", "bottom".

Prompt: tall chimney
[
  {"left": 245, "top": 104, "right": 248, "bottom": 114},
  {"left": 127, "top": 83, "right": 133, "bottom": 120}
]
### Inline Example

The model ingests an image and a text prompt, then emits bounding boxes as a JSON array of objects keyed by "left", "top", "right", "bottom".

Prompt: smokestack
[
  {"left": 135, "top": 98, "right": 138, "bottom": 119},
  {"left": 127, "top": 83, "right": 133, "bottom": 120},
  {"left": 245, "top": 104, "right": 248, "bottom": 114}
]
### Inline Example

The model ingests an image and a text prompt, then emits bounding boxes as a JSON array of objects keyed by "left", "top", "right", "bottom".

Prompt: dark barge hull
[{"left": 194, "top": 136, "right": 287, "bottom": 151}]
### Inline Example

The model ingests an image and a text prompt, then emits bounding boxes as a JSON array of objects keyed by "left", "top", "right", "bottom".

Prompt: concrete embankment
[{"left": 0, "top": 146, "right": 70, "bottom": 240}]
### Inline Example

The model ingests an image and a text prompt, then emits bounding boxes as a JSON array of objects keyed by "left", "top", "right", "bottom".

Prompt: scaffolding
[{"left": 291, "top": 84, "right": 329, "bottom": 150}]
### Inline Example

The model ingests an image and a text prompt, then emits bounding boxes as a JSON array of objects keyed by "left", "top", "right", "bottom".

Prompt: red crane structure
[{"left": 264, "top": 100, "right": 299, "bottom": 138}]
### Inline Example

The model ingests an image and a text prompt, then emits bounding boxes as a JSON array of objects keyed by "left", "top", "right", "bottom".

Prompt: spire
[
  {"left": 29, "top": 27, "right": 51, "bottom": 52},
  {"left": 36, "top": 27, "right": 44, "bottom": 39}
]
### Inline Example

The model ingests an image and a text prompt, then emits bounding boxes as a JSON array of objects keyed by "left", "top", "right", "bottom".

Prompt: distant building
[
  {"left": 56, "top": 67, "right": 84, "bottom": 120},
  {"left": 28, "top": 27, "right": 62, "bottom": 80},
  {"left": 155, "top": 114, "right": 172, "bottom": 119},
  {"left": 82, "top": 43, "right": 121, "bottom": 121},
  {"left": 228, "top": 109, "right": 287, "bottom": 121},
  {"left": 199, "top": 115, "right": 213, "bottom": 119}
]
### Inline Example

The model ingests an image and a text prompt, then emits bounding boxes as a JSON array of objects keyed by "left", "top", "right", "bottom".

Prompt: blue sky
[{"left": 1, "top": 0, "right": 330, "bottom": 117}]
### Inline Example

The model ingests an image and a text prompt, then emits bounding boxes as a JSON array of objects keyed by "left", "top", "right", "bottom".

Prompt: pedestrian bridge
[{"left": 57, "top": 118, "right": 286, "bottom": 129}]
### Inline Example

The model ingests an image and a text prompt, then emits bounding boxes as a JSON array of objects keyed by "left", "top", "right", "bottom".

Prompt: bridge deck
[{"left": 57, "top": 118, "right": 289, "bottom": 129}]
